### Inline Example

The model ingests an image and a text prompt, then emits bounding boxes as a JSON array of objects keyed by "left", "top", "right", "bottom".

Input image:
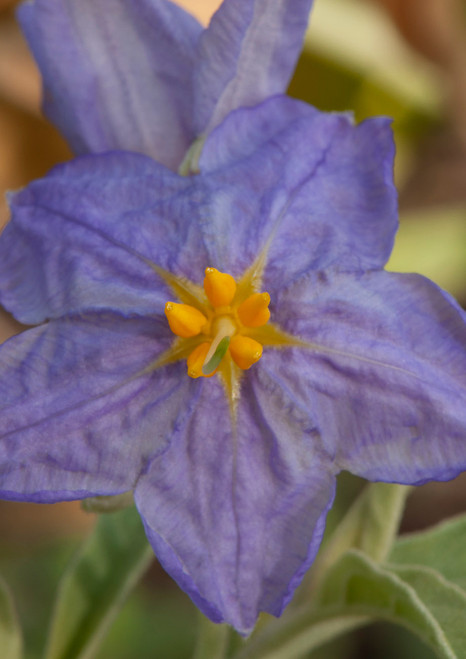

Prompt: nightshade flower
[
  {"left": 17, "top": 0, "right": 314, "bottom": 170},
  {"left": 1, "top": 96, "right": 466, "bottom": 633}
]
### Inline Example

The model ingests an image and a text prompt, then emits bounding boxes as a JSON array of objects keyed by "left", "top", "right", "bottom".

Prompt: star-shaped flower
[
  {"left": 18, "top": 0, "right": 314, "bottom": 170},
  {"left": 1, "top": 96, "right": 466, "bottom": 633}
]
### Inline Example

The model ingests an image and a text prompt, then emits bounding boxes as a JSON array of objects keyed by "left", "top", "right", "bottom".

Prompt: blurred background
[{"left": 0, "top": 0, "right": 465, "bottom": 656}]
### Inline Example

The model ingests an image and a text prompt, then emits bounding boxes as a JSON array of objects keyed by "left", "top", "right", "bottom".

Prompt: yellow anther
[
  {"left": 187, "top": 342, "right": 216, "bottom": 379},
  {"left": 204, "top": 267, "right": 237, "bottom": 307},
  {"left": 229, "top": 336, "right": 263, "bottom": 370},
  {"left": 165, "top": 302, "right": 207, "bottom": 338},
  {"left": 237, "top": 292, "right": 270, "bottom": 327}
]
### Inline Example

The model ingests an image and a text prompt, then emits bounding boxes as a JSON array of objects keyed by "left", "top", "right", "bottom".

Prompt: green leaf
[
  {"left": 390, "top": 564, "right": 466, "bottom": 658},
  {"left": 317, "top": 550, "right": 466, "bottom": 659},
  {"left": 0, "top": 576, "right": 22, "bottom": 659},
  {"left": 236, "top": 541, "right": 466, "bottom": 659},
  {"left": 232, "top": 610, "right": 367, "bottom": 659},
  {"left": 239, "top": 510, "right": 466, "bottom": 658},
  {"left": 311, "top": 483, "right": 410, "bottom": 587},
  {"left": 389, "top": 514, "right": 466, "bottom": 591},
  {"left": 45, "top": 505, "right": 154, "bottom": 659}
]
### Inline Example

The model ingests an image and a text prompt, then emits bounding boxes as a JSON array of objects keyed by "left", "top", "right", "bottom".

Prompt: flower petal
[
  {"left": 134, "top": 375, "right": 336, "bottom": 633},
  {"left": 0, "top": 152, "right": 205, "bottom": 324},
  {"left": 193, "top": 0, "right": 314, "bottom": 135},
  {"left": 199, "top": 96, "right": 397, "bottom": 278},
  {"left": 271, "top": 270, "right": 466, "bottom": 484},
  {"left": 1, "top": 99, "right": 397, "bottom": 325},
  {"left": 18, "top": 0, "right": 202, "bottom": 169},
  {"left": 0, "top": 312, "right": 194, "bottom": 502}
]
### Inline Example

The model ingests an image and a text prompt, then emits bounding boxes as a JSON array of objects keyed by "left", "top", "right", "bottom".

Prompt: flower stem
[{"left": 192, "top": 613, "right": 230, "bottom": 659}]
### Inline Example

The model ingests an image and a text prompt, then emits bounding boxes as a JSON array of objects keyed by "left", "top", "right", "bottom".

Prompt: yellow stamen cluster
[{"left": 164, "top": 267, "right": 271, "bottom": 378}]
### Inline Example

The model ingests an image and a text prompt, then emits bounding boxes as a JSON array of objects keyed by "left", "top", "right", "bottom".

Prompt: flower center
[{"left": 164, "top": 267, "right": 271, "bottom": 378}]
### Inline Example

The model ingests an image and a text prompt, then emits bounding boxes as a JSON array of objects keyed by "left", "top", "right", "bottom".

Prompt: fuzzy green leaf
[
  {"left": 389, "top": 514, "right": 466, "bottom": 592},
  {"left": 45, "top": 504, "right": 153, "bottom": 659},
  {"left": 317, "top": 550, "right": 466, "bottom": 659}
]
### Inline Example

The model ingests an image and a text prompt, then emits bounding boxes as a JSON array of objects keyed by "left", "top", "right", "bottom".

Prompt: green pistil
[{"left": 202, "top": 336, "right": 231, "bottom": 375}]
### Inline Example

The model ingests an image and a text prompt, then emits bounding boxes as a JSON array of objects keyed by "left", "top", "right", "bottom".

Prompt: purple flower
[
  {"left": 1, "top": 95, "right": 466, "bottom": 633},
  {"left": 18, "top": 0, "right": 314, "bottom": 170}
]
